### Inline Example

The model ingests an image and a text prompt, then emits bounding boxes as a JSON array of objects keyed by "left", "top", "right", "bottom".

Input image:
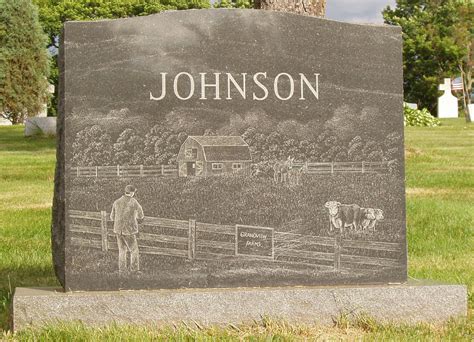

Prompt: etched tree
[
  {"left": 113, "top": 129, "right": 145, "bottom": 165},
  {"left": 384, "top": 132, "right": 402, "bottom": 161},
  {"left": 72, "top": 125, "right": 113, "bottom": 165},
  {"left": 363, "top": 140, "right": 384, "bottom": 161},
  {"left": 143, "top": 125, "right": 165, "bottom": 165},
  {"left": 305, "top": 141, "right": 322, "bottom": 161},
  {"left": 347, "top": 136, "right": 364, "bottom": 162}
]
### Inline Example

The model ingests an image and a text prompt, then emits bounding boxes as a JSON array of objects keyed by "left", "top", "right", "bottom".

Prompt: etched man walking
[{"left": 110, "top": 185, "right": 144, "bottom": 273}]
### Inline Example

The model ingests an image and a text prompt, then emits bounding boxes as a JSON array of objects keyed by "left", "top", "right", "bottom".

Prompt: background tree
[
  {"left": 0, "top": 0, "right": 50, "bottom": 124},
  {"left": 455, "top": 1, "right": 473, "bottom": 119},
  {"left": 32, "top": 0, "right": 212, "bottom": 116},
  {"left": 383, "top": 0, "right": 473, "bottom": 115},
  {"left": 214, "top": 0, "right": 252, "bottom": 8}
]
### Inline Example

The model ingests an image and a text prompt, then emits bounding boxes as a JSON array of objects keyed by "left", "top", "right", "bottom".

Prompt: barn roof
[
  {"left": 189, "top": 136, "right": 248, "bottom": 147},
  {"left": 187, "top": 136, "right": 251, "bottom": 162},
  {"left": 203, "top": 146, "right": 251, "bottom": 162}
]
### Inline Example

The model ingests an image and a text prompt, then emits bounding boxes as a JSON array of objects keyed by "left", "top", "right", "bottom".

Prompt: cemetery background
[{"left": 1, "top": 119, "right": 472, "bottom": 339}]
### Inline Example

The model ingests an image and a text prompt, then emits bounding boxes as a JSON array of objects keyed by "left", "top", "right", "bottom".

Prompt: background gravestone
[
  {"left": 437, "top": 78, "right": 459, "bottom": 118},
  {"left": 53, "top": 9, "right": 407, "bottom": 291},
  {"left": 24, "top": 84, "right": 56, "bottom": 136}
]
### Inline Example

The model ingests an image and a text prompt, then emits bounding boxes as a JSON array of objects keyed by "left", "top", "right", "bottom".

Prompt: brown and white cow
[
  {"left": 361, "top": 208, "right": 384, "bottom": 231},
  {"left": 324, "top": 201, "right": 365, "bottom": 232},
  {"left": 359, "top": 208, "right": 376, "bottom": 230}
]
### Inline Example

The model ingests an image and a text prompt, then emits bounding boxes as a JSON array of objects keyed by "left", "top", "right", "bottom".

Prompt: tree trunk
[
  {"left": 459, "top": 63, "right": 472, "bottom": 123},
  {"left": 255, "top": 0, "right": 326, "bottom": 17}
]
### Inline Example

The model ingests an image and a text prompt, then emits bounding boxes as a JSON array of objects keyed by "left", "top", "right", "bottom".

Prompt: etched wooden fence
[
  {"left": 70, "top": 161, "right": 389, "bottom": 179},
  {"left": 273, "top": 232, "right": 336, "bottom": 269},
  {"left": 71, "top": 165, "right": 178, "bottom": 178},
  {"left": 69, "top": 210, "right": 189, "bottom": 258},
  {"left": 68, "top": 210, "right": 403, "bottom": 271},
  {"left": 193, "top": 221, "right": 235, "bottom": 260},
  {"left": 304, "top": 161, "right": 389, "bottom": 174}
]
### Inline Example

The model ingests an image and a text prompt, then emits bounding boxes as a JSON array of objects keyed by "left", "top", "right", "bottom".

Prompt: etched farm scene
[{"left": 65, "top": 106, "right": 406, "bottom": 290}]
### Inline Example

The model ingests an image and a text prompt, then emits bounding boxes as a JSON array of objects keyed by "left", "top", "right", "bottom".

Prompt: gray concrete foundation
[{"left": 12, "top": 280, "right": 467, "bottom": 332}]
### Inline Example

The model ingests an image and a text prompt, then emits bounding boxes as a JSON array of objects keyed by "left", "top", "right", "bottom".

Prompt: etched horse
[{"left": 273, "top": 157, "right": 294, "bottom": 183}]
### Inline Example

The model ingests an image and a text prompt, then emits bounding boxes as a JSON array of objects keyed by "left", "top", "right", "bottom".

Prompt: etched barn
[{"left": 177, "top": 136, "right": 252, "bottom": 177}]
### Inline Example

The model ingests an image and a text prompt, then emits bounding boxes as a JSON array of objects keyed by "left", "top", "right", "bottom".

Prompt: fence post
[
  {"left": 76, "top": 167, "right": 80, "bottom": 177},
  {"left": 188, "top": 219, "right": 196, "bottom": 259},
  {"left": 116, "top": 165, "right": 120, "bottom": 177},
  {"left": 140, "top": 165, "right": 144, "bottom": 177},
  {"left": 100, "top": 211, "right": 108, "bottom": 252},
  {"left": 361, "top": 161, "right": 365, "bottom": 174},
  {"left": 331, "top": 162, "right": 334, "bottom": 174},
  {"left": 235, "top": 225, "right": 239, "bottom": 256},
  {"left": 334, "top": 232, "right": 341, "bottom": 272},
  {"left": 95, "top": 166, "right": 98, "bottom": 178},
  {"left": 161, "top": 164, "right": 165, "bottom": 176}
]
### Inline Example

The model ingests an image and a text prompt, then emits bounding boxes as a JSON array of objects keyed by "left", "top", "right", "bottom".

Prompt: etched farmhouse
[{"left": 177, "top": 136, "right": 252, "bottom": 177}]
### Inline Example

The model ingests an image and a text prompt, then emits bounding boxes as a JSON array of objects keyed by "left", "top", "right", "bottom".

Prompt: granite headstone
[{"left": 53, "top": 9, "right": 407, "bottom": 291}]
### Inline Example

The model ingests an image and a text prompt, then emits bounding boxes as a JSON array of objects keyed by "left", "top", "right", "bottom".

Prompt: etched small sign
[{"left": 236, "top": 225, "right": 274, "bottom": 259}]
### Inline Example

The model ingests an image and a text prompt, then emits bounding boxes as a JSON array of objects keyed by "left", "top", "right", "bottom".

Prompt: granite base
[{"left": 12, "top": 280, "right": 467, "bottom": 331}]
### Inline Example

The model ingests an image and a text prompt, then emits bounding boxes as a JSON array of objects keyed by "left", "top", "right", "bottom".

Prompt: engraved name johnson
[{"left": 150, "top": 72, "right": 320, "bottom": 101}]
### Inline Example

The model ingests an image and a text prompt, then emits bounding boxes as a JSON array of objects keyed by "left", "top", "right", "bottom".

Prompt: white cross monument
[{"left": 437, "top": 78, "right": 458, "bottom": 118}]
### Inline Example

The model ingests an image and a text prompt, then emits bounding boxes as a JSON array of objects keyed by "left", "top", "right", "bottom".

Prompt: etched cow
[
  {"left": 324, "top": 201, "right": 364, "bottom": 232},
  {"left": 361, "top": 208, "right": 384, "bottom": 231}
]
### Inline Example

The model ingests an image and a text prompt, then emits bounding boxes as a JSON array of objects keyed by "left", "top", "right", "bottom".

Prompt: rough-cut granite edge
[
  {"left": 51, "top": 28, "right": 66, "bottom": 288},
  {"left": 12, "top": 280, "right": 467, "bottom": 332}
]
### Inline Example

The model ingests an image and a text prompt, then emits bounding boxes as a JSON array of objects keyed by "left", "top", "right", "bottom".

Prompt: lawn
[{"left": 0, "top": 120, "right": 473, "bottom": 340}]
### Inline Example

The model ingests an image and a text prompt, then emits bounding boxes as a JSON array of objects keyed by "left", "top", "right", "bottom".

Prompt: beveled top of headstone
[{"left": 53, "top": 9, "right": 406, "bottom": 291}]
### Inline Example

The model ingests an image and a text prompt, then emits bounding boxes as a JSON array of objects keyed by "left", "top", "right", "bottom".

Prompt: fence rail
[
  {"left": 71, "top": 165, "right": 178, "bottom": 178},
  {"left": 68, "top": 210, "right": 403, "bottom": 272},
  {"left": 70, "top": 161, "right": 389, "bottom": 178},
  {"left": 305, "top": 161, "right": 389, "bottom": 174}
]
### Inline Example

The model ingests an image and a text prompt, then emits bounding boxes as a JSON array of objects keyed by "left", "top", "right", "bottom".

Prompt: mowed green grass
[
  {"left": 404, "top": 120, "right": 474, "bottom": 308},
  {"left": 0, "top": 126, "right": 58, "bottom": 332},
  {"left": 0, "top": 121, "right": 473, "bottom": 340}
]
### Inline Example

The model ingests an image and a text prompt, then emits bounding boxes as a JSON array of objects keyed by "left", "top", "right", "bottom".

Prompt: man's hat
[{"left": 125, "top": 185, "right": 137, "bottom": 194}]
